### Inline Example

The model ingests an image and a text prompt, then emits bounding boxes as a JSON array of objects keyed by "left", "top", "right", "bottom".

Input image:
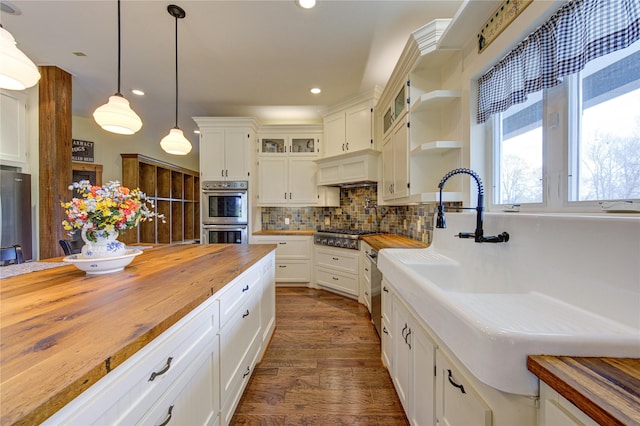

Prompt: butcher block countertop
[
  {"left": 528, "top": 355, "right": 640, "bottom": 425},
  {"left": 253, "top": 230, "right": 315, "bottom": 236},
  {"left": 0, "top": 244, "right": 276, "bottom": 426},
  {"left": 362, "top": 234, "right": 428, "bottom": 251}
]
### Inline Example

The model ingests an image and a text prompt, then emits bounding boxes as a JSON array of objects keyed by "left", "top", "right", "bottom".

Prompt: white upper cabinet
[
  {"left": 323, "top": 95, "right": 378, "bottom": 158},
  {"left": 0, "top": 90, "right": 27, "bottom": 168},
  {"left": 375, "top": 19, "right": 465, "bottom": 205},
  {"left": 194, "top": 117, "right": 258, "bottom": 181}
]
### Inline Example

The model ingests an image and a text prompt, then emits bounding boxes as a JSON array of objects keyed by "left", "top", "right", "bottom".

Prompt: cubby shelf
[
  {"left": 121, "top": 154, "right": 200, "bottom": 245},
  {"left": 410, "top": 90, "right": 461, "bottom": 113}
]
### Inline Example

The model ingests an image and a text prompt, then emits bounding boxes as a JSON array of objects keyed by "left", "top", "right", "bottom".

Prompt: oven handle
[
  {"left": 203, "top": 224, "right": 248, "bottom": 230},
  {"left": 202, "top": 190, "right": 247, "bottom": 197}
]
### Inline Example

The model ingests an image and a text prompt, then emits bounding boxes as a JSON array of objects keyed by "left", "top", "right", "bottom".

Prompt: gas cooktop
[
  {"left": 313, "top": 229, "right": 378, "bottom": 250},
  {"left": 315, "top": 229, "right": 378, "bottom": 236}
]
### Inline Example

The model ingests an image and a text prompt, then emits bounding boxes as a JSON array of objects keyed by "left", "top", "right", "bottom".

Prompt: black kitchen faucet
[{"left": 436, "top": 168, "right": 509, "bottom": 243}]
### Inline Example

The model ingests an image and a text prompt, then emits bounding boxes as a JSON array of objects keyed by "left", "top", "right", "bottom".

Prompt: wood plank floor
[{"left": 231, "top": 287, "right": 409, "bottom": 426}]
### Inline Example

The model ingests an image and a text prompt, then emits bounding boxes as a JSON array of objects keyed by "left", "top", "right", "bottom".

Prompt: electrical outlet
[
  {"left": 417, "top": 221, "right": 421, "bottom": 232},
  {"left": 324, "top": 216, "right": 331, "bottom": 226},
  {"left": 284, "top": 217, "right": 290, "bottom": 225},
  {"left": 403, "top": 219, "right": 407, "bottom": 230}
]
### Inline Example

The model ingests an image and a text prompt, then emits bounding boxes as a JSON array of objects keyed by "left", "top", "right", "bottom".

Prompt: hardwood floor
[{"left": 231, "top": 287, "right": 408, "bottom": 426}]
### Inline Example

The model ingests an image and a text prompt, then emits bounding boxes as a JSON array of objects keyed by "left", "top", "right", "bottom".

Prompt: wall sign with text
[{"left": 72, "top": 139, "right": 94, "bottom": 163}]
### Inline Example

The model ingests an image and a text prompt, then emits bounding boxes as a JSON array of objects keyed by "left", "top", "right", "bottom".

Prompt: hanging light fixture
[
  {"left": 0, "top": 24, "right": 40, "bottom": 90},
  {"left": 160, "top": 4, "right": 191, "bottom": 155},
  {"left": 93, "top": 0, "right": 142, "bottom": 135}
]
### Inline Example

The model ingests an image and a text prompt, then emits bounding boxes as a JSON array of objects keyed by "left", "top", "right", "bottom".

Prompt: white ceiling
[{"left": 2, "top": 0, "right": 462, "bottom": 151}]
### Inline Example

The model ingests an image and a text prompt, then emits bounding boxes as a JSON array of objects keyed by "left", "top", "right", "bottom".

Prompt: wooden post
[{"left": 38, "top": 66, "right": 72, "bottom": 259}]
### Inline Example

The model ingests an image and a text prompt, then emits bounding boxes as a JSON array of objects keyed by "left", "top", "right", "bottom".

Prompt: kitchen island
[{"left": 0, "top": 243, "right": 276, "bottom": 425}]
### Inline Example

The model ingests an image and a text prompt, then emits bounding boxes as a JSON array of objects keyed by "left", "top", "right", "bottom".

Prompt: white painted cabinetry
[
  {"left": 314, "top": 246, "right": 359, "bottom": 297},
  {"left": 323, "top": 100, "right": 375, "bottom": 158},
  {"left": 381, "top": 117, "right": 409, "bottom": 202},
  {"left": 381, "top": 282, "right": 393, "bottom": 370},
  {"left": 194, "top": 118, "right": 258, "bottom": 181},
  {"left": 539, "top": 382, "right": 598, "bottom": 426},
  {"left": 252, "top": 235, "right": 312, "bottom": 284},
  {"left": 43, "top": 252, "right": 276, "bottom": 426},
  {"left": 0, "top": 90, "right": 27, "bottom": 168},
  {"left": 360, "top": 241, "right": 373, "bottom": 311}
]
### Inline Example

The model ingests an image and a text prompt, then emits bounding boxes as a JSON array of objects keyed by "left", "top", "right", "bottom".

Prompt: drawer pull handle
[
  {"left": 242, "top": 309, "right": 250, "bottom": 318},
  {"left": 149, "top": 357, "right": 173, "bottom": 381},
  {"left": 383, "top": 287, "right": 389, "bottom": 293},
  {"left": 278, "top": 265, "right": 287, "bottom": 268},
  {"left": 447, "top": 369, "right": 466, "bottom": 394},
  {"left": 383, "top": 326, "right": 389, "bottom": 335},
  {"left": 365, "top": 268, "right": 369, "bottom": 272},
  {"left": 332, "top": 257, "right": 339, "bottom": 260},
  {"left": 401, "top": 323, "right": 408, "bottom": 340},
  {"left": 405, "top": 328, "right": 412, "bottom": 349},
  {"left": 157, "top": 405, "right": 174, "bottom": 426},
  {"left": 332, "top": 277, "right": 339, "bottom": 281},
  {"left": 243, "top": 366, "right": 251, "bottom": 378},
  {"left": 278, "top": 241, "right": 287, "bottom": 245},
  {"left": 242, "top": 285, "right": 249, "bottom": 292}
]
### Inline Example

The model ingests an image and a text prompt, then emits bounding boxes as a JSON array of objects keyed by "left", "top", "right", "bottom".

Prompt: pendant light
[
  {"left": 0, "top": 24, "right": 40, "bottom": 90},
  {"left": 93, "top": 0, "right": 142, "bottom": 135},
  {"left": 160, "top": 4, "right": 191, "bottom": 155}
]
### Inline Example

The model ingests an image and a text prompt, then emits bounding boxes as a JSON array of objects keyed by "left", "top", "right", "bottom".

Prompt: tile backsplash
[{"left": 260, "top": 186, "right": 443, "bottom": 245}]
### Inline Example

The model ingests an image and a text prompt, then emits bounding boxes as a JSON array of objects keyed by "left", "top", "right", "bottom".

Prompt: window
[{"left": 492, "top": 39, "right": 640, "bottom": 210}]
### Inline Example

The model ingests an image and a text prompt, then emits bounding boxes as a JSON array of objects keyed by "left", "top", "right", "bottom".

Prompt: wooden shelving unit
[{"left": 121, "top": 154, "right": 200, "bottom": 245}]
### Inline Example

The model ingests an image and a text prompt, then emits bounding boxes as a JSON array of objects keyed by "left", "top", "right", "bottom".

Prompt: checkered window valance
[{"left": 477, "top": 0, "right": 640, "bottom": 124}]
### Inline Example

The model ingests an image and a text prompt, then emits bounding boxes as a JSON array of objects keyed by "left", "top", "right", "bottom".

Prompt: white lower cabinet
[
  {"left": 391, "top": 293, "right": 436, "bottom": 424},
  {"left": 360, "top": 241, "right": 373, "bottom": 311},
  {"left": 314, "top": 246, "right": 360, "bottom": 297},
  {"left": 381, "top": 283, "right": 393, "bottom": 370},
  {"left": 436, "top": 351, "right": 491, "bottom": 426},
  {"left": 252, "top": 235, "right": 312, "bottom": 284},
  {"left": 539, "top": 382, "right": 598, "bottom": 426},
  {"left": 42, "top": 252, "right": 276, "bottom": 426}
]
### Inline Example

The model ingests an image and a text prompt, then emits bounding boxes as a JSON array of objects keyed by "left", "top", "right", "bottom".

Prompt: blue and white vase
[{"left": 80, "top": 225, "right": 126, "bottom": 259}]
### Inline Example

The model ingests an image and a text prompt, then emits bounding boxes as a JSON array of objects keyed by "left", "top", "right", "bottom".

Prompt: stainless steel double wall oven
[{"left": 201, "top": 181, "right": 248, "bottom": 244}]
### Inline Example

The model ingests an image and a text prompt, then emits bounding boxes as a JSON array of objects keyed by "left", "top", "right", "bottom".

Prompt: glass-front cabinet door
[
  {"left": 260, "top": 137, "right": 286, "bottom": 154},
  {"left": 291, "top": 138, "right": 318, "bottom": 154}
]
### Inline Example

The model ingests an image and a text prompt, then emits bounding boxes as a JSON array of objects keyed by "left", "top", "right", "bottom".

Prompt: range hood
[{"left": 315, "top": 149, "right": 380, "bottom": 187}]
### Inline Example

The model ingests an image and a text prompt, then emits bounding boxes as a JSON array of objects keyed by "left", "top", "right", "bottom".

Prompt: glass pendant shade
[
  {"left": 93, "top": 94, "right": 143, "bottom": 135},
  {"left": 0, "top": 26, "right": 41, "bottom": 90},
  {"left": 160, "top": 127, "right": 192, "bottom": 155}
]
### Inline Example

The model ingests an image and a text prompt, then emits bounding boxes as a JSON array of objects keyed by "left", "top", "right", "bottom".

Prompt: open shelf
[
  {"left": 121, "top": 154, "right": 199, "bottom": 245},
  {"left": 410, "top": 90, "right": 461, "bottom": 113},
  {"left": 410, "top": 141, "right": 461, "bottom": 156},
  {"left": 407, "top": 191, "right": 465, "bottom": 204}
]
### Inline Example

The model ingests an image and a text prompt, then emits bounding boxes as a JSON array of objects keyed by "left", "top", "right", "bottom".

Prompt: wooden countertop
[
  {"left": 0, "top": 244, "right": 276, "bottom": 426},
  {"left": 528, "top": 355, "right": 640, "bottom": 425},
  {"left": 253, "top": 230, "right": 315, "bottom": 236},
  {"left": 362, "top": 234, "right": 428, "bottom": 251}
]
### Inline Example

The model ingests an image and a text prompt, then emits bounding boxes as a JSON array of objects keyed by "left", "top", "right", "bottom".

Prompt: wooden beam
[{"left": 38, "top": 66, "right": 72, "bottom": 259}]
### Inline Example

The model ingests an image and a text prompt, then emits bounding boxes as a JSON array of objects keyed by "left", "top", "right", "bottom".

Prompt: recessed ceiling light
[
  {"left": 131, "top": 89, "right": 145, "bottom": 96},
  {"left": 72, "top": 52, "right": 87, "bottom": 57},
  {"left": 310, "top": 87, "right": 321, "bottom": 94},
  {"left": 296, "top": 0, "right": 316, "bottom": 9}
]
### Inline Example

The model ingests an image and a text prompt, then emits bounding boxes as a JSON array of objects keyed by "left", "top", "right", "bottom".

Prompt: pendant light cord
[
  {"left": 116, "top": 0, "right": 122, "bottom": 96},
  {"left": 174, "top": 13, "right": 179, "bottom": 128}
]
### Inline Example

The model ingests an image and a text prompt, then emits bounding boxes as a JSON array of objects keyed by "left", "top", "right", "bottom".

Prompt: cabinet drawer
[
  {"left": 137, "top": 338, "right": 217, "bottom": 426},
  {"left": 315, "top": 248, "right": 358, "bottom": 274},
  {"left": 219, "top": 288, "right": 262, "bottom": 397},
  {"left": 316, "top": 267, "right": 358, "bottom": 296},
  {"left": 253, "top": 236, "right": 310, "bottom": 259},
  {"left": 275, "top": 260, "right": 310, "bottom": 282},
  {"left": 42, "top": 298, "right": 218, "bottom": 426},
  {"left": 219, "top": 266, "right": 261, "bottom": 329},
  {"left": 381, "top": 317, "right": 392, "bottom": 370}
]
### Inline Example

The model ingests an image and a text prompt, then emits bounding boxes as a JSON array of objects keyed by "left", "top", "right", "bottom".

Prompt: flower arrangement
[{"left": 61, "top": 180, "right": 164, "bottom": 242}]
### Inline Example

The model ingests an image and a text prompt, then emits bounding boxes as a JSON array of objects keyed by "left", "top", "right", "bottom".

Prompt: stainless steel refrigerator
[{"left": 0, "top": 170, "right": 32, "bottom": 261}]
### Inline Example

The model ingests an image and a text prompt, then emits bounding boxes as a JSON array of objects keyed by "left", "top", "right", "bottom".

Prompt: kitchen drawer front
[
  {"left": 221, "top": 333, "right": 262, "bottom": 425},
  {"left": 137, "top": 337, "right": 218, "bottom": 426},
  {"left": 315, "top": 247, "right": 359, "bottom": 274},
  {"left": 381, "top": 316, "right": 392, "bottom": 370},
  {"left": 275, "top": 260, "right": 310, "bottom": 282},
  {"left": 42, "top": 297, "right": 218, "bottom": 426},
  {"left": 219, "top": 266, "right": 261, "bottom": 329},
  {"left": 253, "top": 236, "right": 311, "bottom": 259},
  {"left": 316, "top": 267, "right": 358, "bottom": 296},
  {"left": 219, "top": 288, "right": 262, "bottom": 397}
]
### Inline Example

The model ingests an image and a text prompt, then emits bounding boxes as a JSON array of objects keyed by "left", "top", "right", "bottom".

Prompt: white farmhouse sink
[{"left": 377, "top": 212, "right": 640, "bottom": 396}]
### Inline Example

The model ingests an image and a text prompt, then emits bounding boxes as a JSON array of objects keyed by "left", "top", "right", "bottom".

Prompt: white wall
[{"left": 72, "top": 116, "right": 199, "bottom": 183}]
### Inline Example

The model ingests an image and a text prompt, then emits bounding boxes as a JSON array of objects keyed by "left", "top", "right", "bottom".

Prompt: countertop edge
[{"left": 527, "top": 355, "right": 640, "bottom": 426}]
